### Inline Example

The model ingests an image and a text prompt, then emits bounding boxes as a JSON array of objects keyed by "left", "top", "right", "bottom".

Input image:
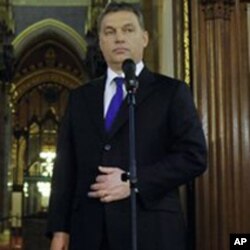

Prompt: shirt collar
[{"left": 106, "top": 61, "right": 144, "bottom": 86}]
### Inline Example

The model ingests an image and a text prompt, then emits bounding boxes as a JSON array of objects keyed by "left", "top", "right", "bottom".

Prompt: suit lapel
[{"left": 108, "top": 67, "right": 156, "bottom": 139}]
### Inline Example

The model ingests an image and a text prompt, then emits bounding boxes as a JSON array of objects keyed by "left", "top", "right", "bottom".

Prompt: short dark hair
[{"left": 97, "top": 1, "right": 145, "bottom": 33}]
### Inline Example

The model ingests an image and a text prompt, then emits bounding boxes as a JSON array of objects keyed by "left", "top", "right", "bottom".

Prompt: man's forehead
[
  {"left": 102, "top": 22, "right": 135, "bottom": 30},
  {"left": 101, "top": 11, "right": 139, "bottom": 27}
]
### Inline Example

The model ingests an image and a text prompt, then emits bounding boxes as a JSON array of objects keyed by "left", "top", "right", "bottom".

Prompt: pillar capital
[
  {"left": 201, "top": 0, "right": 235, "bottom": 20},
  {"left": 201, "top": 0, "right": 235, "bottom": 4}
]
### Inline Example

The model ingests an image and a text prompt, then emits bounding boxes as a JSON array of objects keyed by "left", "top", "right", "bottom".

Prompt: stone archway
[
  {"left": 12, "top": 18, "right": 87, "bottom": 61},
  {"left": 8, "top": 18, "right": 89, "bottom": 232}
]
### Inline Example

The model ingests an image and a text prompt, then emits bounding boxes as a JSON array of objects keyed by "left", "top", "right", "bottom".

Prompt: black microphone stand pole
[
  {"left": 122, "top": 59, "right": 138, "bottom": 250},
  {"left": 126, "top": 81, "right": 138, "bottom": 250}
]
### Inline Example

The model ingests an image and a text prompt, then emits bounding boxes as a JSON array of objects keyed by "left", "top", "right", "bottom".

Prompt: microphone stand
[{"left": 126, "top": 80, "right": 138, "bottom": 250}]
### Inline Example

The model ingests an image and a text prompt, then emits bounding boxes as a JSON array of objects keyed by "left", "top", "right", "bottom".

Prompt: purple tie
[{"left": 105, "top": 77, "right": 124, "bottom": 132}]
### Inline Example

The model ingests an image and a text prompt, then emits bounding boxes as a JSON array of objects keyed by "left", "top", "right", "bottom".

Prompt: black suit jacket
[{"left": 47, "top": 68, "right": 207, "bottom": 250}]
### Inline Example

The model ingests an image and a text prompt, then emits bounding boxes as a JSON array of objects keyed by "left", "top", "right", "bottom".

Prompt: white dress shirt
[{"left": 104, "top": 61, "right": 144, "bottom": 117}]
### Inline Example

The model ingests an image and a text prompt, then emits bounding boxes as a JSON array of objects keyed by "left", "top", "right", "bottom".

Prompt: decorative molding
[
  {"left": 10, "top": 68, "right": 81, "bottom": 105},
  {"left": 12, "top": 18, "right": 87, "bottom": 60},
  {"left": 172, "top": 0, "right": 191, "bottom": 84},
  {"left": 201, "top": 0, "right": 235, "bottom": 4},
  {"left": 12, "top": 0, "right": 91, "bottom": 7},
  {"left": 183, "top": 0, "right": 191, "bottom": 85},
  {"left": 202, "top": 1, "right": 235, "bottom": 20}
]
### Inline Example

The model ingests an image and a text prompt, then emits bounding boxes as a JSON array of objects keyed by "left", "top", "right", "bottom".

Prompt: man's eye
[
  {"left": 105, "top": 30, "right": 114, "bottom": 35},
  {"left": 124, "top": 28, "right": 134, "bottom": 33}
]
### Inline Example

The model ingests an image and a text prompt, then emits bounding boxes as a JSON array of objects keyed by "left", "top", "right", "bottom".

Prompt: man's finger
[
  {"left": 90, "top": 183, "right": 105, "bottom": 190},
  {"left": 96, "top": 175, "right": 107, "bottom": 182},
  {"left": 88, "top": 190, "right": 106, "bottom": 198},
  {"left": 98, "top": 166, "right": 116, "bottom": 174},
  {"left": 100, "top": 195, "right": 113, "bottom": 203},
  {"left": 87, "top": 191, "right": 98, "bottom": 198}
]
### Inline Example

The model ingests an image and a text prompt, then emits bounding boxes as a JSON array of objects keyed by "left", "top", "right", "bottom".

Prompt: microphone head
[
  {"left": 122, "top": 59, "right": 138, "bottom": 92},
  {"left": 122, "top": 58, "right": 136, "bottom": 75}
]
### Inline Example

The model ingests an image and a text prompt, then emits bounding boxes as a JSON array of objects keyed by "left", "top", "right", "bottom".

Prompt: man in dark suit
[{"left": 47, "top": 2, "right": 207, "bottom": 250}]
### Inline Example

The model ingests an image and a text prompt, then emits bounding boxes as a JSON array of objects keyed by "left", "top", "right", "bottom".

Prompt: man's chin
[
  {"left": 114, "top": 53, "right": 132, "bottom": 61},
  {"left": 108, "top": 56, "right": 134, "bottom": 71},
  {"left": 116, "top": 58, "right": 133, "bottom": 67}
]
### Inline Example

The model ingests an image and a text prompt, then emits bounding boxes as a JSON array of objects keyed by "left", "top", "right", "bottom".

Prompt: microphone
[{"left": 122, "top": 59, "right": 138, "bottom": 92}]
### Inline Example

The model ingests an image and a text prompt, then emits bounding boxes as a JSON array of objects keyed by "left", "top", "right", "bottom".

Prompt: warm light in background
[{"left": 39, "top": 151, "right": 56, "bottom": 177}]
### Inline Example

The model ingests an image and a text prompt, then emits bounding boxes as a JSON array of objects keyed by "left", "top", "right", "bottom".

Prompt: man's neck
[{"left": 108, "top": 65, "right": 123, "bottom": 75}]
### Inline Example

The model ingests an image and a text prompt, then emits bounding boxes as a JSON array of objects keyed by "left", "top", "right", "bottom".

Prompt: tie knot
[{"left": 114, "top": 77, "right": 124, "bottom": 87}]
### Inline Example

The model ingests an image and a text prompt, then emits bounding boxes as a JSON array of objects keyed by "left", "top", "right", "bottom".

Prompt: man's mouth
[{"left": 113, "top": 48, "right": 129, "bottom": 54}]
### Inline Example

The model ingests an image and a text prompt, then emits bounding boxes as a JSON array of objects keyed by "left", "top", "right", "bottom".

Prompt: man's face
[{"left": 99, "top": 10, "right": 149, "bottom": 71}]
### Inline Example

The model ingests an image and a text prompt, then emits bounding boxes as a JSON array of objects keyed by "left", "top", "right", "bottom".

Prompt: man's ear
[
  {"left": 143, "top": 30, "right": 149, "bottom": 48},
  {"left": 99, "top": 36, "right": 103, "bottom": 53}
]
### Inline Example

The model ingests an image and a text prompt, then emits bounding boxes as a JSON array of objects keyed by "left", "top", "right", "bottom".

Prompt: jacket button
[{"left": 104, "top": 144, "right": 111, "bottom": 151}]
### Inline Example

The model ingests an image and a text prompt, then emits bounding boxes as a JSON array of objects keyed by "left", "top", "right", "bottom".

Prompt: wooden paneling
[{"left": 191, "top": 1, "right": 250, "bottom": 250}]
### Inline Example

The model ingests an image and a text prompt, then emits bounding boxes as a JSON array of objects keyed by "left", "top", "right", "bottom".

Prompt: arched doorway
[{"left": 9, "top": 19, "right": 88, "bottom": 230}]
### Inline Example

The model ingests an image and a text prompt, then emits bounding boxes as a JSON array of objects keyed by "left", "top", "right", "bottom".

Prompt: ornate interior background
[{"left": 0, "top": 1, "right": 250, "bottom": 250}]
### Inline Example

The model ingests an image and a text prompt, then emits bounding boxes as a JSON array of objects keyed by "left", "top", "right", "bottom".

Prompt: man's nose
[{"left": 115, "top": 30, "right": 126, "bottom": 42}]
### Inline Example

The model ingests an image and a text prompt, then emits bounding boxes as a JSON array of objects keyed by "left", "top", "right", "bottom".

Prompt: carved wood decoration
[
  {"left": 202, "top": 1, "right": 235, "bottom": 19},
  {"left": 191, "top": 1, "right": 250, "bottom": 249}
]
